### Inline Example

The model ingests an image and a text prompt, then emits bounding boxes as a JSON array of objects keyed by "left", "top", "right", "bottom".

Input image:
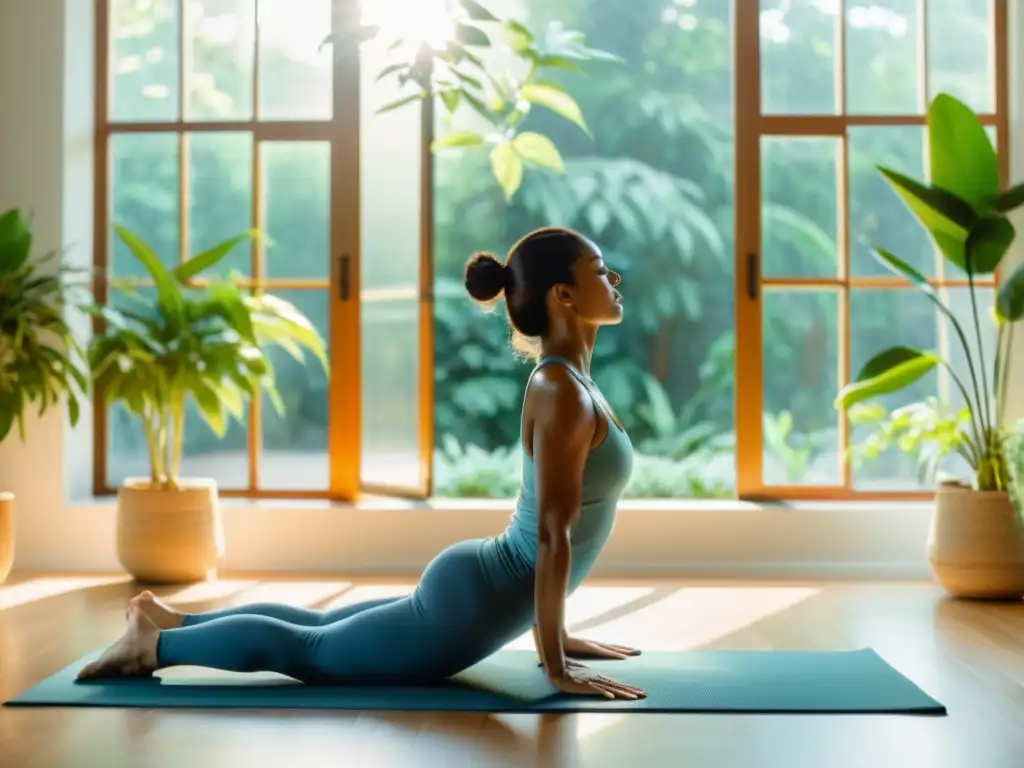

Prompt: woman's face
[{"left": 564, "top": 243, "right": 624, "bottom": 326}]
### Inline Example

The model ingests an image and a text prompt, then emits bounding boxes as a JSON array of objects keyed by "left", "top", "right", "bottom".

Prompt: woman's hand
[
  {"left": 564, "top": 635, "right": 641, "bottom": 660},
  {"left": 550, "top": 664, "right": 647, "bottom": 700}
]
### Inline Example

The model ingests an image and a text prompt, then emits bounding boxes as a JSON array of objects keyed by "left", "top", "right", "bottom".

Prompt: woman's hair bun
[{"left": 464, "top": 251, "right": 509, "bottom": 303}]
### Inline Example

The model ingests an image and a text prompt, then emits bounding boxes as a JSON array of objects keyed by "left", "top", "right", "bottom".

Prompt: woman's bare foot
[
  {"left": 77, "top": 604, "right": 160, "bottom": 681},
  {"left": 127, "top": 590, "right": 185, "bottom": 630}
]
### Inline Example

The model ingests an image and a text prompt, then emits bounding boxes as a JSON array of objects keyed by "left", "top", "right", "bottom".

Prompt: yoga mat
[{"left": 4, "top": 648, "right": 945, "bottom": 715}]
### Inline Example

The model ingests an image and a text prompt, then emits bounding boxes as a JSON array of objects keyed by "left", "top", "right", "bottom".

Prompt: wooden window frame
[
  {"left": 92, "top": 0, "right": 1010, "bottom": 503},
  {"left": 733, "top": 0, "right": 1010, "bottom": 501},
  {"left": 91, "top": 0, "right": 434, "bottom": 501}
]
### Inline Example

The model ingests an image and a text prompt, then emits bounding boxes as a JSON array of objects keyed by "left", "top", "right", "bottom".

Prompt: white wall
[{"left": 0, "top": 0, "right": 1020, "bottom": 579}]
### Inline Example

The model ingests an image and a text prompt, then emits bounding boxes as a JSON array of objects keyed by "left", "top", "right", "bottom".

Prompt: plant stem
[
  {"left": 996, "top": 324, "right": 1014, "bottom": 427},
  {"left": 143, "top": 416, "right": 160, "bottom": 485},
  {"left": 157, "top": 407, "right": 169, "bottom": 487},
  {"left": 967, "top": 276, "right": 993, "bottom": 437},
  {"left": 944, "top": 302, "right": 990, "bottom": 470},
  {"left": 169, "top": 393, "right": 185, "bottom": 487},
  {"left": 942, "top": 361, "right": 985, "bottom": 468}
]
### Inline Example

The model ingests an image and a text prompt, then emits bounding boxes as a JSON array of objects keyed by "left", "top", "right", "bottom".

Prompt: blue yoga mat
[{"left": 5, "top": 648, "right": 945, "bottom": 714}]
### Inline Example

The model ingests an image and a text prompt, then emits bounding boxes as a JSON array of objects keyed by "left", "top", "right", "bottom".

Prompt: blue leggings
[{"left": 155, "top": 538, "right": 537, "bottom": 684}]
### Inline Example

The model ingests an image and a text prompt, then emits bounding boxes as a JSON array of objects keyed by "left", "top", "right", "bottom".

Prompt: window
[{"left": 94, "top": 0, "right": 1009, "bottom": 502}]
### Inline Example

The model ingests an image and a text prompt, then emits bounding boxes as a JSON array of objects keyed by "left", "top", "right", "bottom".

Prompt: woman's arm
[{"left": 528, "top": 365, "right": 596, "bottom": 682}]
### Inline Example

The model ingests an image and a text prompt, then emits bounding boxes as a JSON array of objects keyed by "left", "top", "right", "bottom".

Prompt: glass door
[{"left": 329, "top": 0, "right": 435, "bottom": 499}]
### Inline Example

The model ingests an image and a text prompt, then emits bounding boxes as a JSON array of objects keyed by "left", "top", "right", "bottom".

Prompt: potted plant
[
  {"left": 88, "top": 226, "right": 327, "bottom": 584},
  {"left": 836, "top": 93, "right": 1024, "bottom": 599},
  {"left": 0, "top": 208, "right": 89, "bottom": 583}
]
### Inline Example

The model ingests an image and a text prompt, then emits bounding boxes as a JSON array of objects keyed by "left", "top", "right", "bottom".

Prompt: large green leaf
[
  {"left": 490, "top": 140, "right": 524, "bottom": 199},
  {"left": 836, "top": 347, "right": 941, "bottom": 410},
  {"left": 996, "top": 259, "right": 1024, "bottom": 322},
  {"left": 173, "top": 231, "right": 256, "bottom": 282},
  {"left": 520, "top": 83, "right": 590, "bottom": 135},
  {"left": 512, "top": 131, "right": 565, "bottom": 172},
  {"left": 206, "top": 282, "right": 256, "bottom": 343},
  {"left": 927, "top": 93, "right": 999, "bottom": 212},
  {"left": 0, "top": 402, "right": 13, "bottom": 443},
  {"left": 431, "top": 130, "right": 485, "bottom": 151},
  {"left": 460, "top": 0, "right": 497, "bottom": 21},
  {"left": 993, "top": 181, "right": 1024, "bottom": 213},
  {"left": 964, "top": 214, "right": 1015, "bottom": 275},
  {"left": 0, "top": 208, "right": 32, "bottom": 275},
  {"left": 113, "top": 225, "right": 185, "bottom": 323},
  {"left": 191, "top": 380, "right": 227, "bottom": 437},
  {"left": 504, "top": 20, "right": 533, "bottom": 52},
  {"left": 878, "top": 166, "right": 976, "bottom": 228}
]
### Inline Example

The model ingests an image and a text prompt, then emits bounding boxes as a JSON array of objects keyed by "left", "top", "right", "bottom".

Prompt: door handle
[
  {"left": 746, "top": 252, "right": 759, "bottom": 300},
  {"left": 338, "top": 253, "right": 351, "bottom": 301}
]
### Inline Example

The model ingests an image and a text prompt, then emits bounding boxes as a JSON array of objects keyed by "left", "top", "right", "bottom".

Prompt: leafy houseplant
[
  {"left": 835, "top": 93, "right": 1024, "bottom": 599},
  {"left": 0, "top": 208, "right": 89, "bottom": 583},
  {"left": 326, "top": 0, "right": 621, "bottom": 199},
  {"left": 90, "top": 226, "right": 327, "bottom": 583}
]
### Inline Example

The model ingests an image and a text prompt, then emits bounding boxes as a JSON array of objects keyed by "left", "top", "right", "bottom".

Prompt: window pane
[
  {"left": 359, "top": 17, "right": 424, "bottom": 492},
  {"left": 845, "top": 0, "right": 918, "bottom": 114},
  {"left": 257, "top": 0, "right": 332, "bottom": 120},
  {"left": 762, "top": 289, "right": 840, "bottom": 486},
  {"left": 260, "top": 289, "right": 330, "bottom": 490},
  {"left": 179, "top": 399, "right": 249, "bottom": 490},
  {"left": 433, "top": 0, "right": 736, "bottom": 499},
  {"left": 261, "top": 142, "right": 330, "bottom": 280},
  {"left": 927, "top": 0, "right": 994, "bottom": 113},
  {"left": 111, "top": 0, "right": 181, "bottom": 121},
  {"left": 848, "top": 126, "right": 936, "bottom": 277},
  {"left": 848, "top": 286, "right": 996, "bottom": 489},
  {"left": 188, "top": 132, "right": 253, "bottom": 277},
  {"left": 760, "top": 0, "right": 838, "bottom": 115},
  {"left": 849, "top": 288, "right": 938, "bottom": 490},
  {"left": 761, "top": 137, "right": 839, "bottom": 277},
  {"left": 107, "top": 287, "right": 157, "bottom": 487},
  {"left": 110, "top": 133, "right": 180, "bottom": 277},
  {"left": 184, "top": 0, "right": 256, "bottom": 121}
]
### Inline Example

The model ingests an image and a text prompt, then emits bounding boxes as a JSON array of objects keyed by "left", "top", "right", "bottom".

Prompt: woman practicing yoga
[{"left": 79, "top": 226, "right": 646, "bottom": 701}]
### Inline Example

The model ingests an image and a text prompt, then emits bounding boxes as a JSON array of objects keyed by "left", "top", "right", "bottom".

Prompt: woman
[{"left": 78, "top": 226, "right": 645, "bottom": 701}]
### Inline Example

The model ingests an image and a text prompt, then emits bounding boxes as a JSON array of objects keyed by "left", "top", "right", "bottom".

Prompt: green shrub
[{"left": 432, "top": 435, "right": 734, "bottom": 499}]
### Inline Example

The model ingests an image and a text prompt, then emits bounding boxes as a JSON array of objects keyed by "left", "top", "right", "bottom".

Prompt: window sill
[{"left": 66, "top": 495, "right": 936, "bottom": 515}]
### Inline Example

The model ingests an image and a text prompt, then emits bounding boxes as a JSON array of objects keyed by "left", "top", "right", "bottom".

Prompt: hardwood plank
[{"left": 1, "top": 572, "right": 1022, "bottom": 767}]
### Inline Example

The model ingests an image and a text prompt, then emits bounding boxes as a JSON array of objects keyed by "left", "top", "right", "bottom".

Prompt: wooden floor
[{"left": 0, "top": 573, "right": 1022, "bottom": 768}]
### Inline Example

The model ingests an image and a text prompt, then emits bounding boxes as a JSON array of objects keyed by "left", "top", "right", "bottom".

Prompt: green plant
[
  {"left": 0, "top": 208, "right": 88, "bottom": 443},
  {"left": 836, "top": 93, "right": 1024, "bottom": 492},
  {"left": 325, "top": 0, "right": 621, "bottom": 199},
  {"left": 1005, "top": 419, "right": 1024, "bottom": 514},
  {"left": 433, "top": 434, "right": 735, "bottom": 500},
  {"left": 87, "top": 226, "right": 327, "bottom": 489}
]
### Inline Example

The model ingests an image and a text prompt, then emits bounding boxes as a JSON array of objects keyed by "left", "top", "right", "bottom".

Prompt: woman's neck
[{"left": 539, "top": 325, "right": 598, "bottom": 377}]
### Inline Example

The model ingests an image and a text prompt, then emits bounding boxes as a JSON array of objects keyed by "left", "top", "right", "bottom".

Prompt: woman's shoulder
[{"left": 525, "top": 362, "right": 593, "bottom": 422}]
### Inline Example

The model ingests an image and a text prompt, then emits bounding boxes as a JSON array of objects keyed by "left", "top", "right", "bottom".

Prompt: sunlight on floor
[
  {"left": 0, "top": 576, "right": 129, "bottom": 611},
  {"left": 504, "top": 586, "right": 657, "bottom": 650},
  {"left": 574, "top": 713, "right": 626, "bottom": 741},
  {"left": 564, "top": 586, "right": 821, "bottom": 651},
  {"left": 161, "top": 580, "right": 261, "bottom": 605}
]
